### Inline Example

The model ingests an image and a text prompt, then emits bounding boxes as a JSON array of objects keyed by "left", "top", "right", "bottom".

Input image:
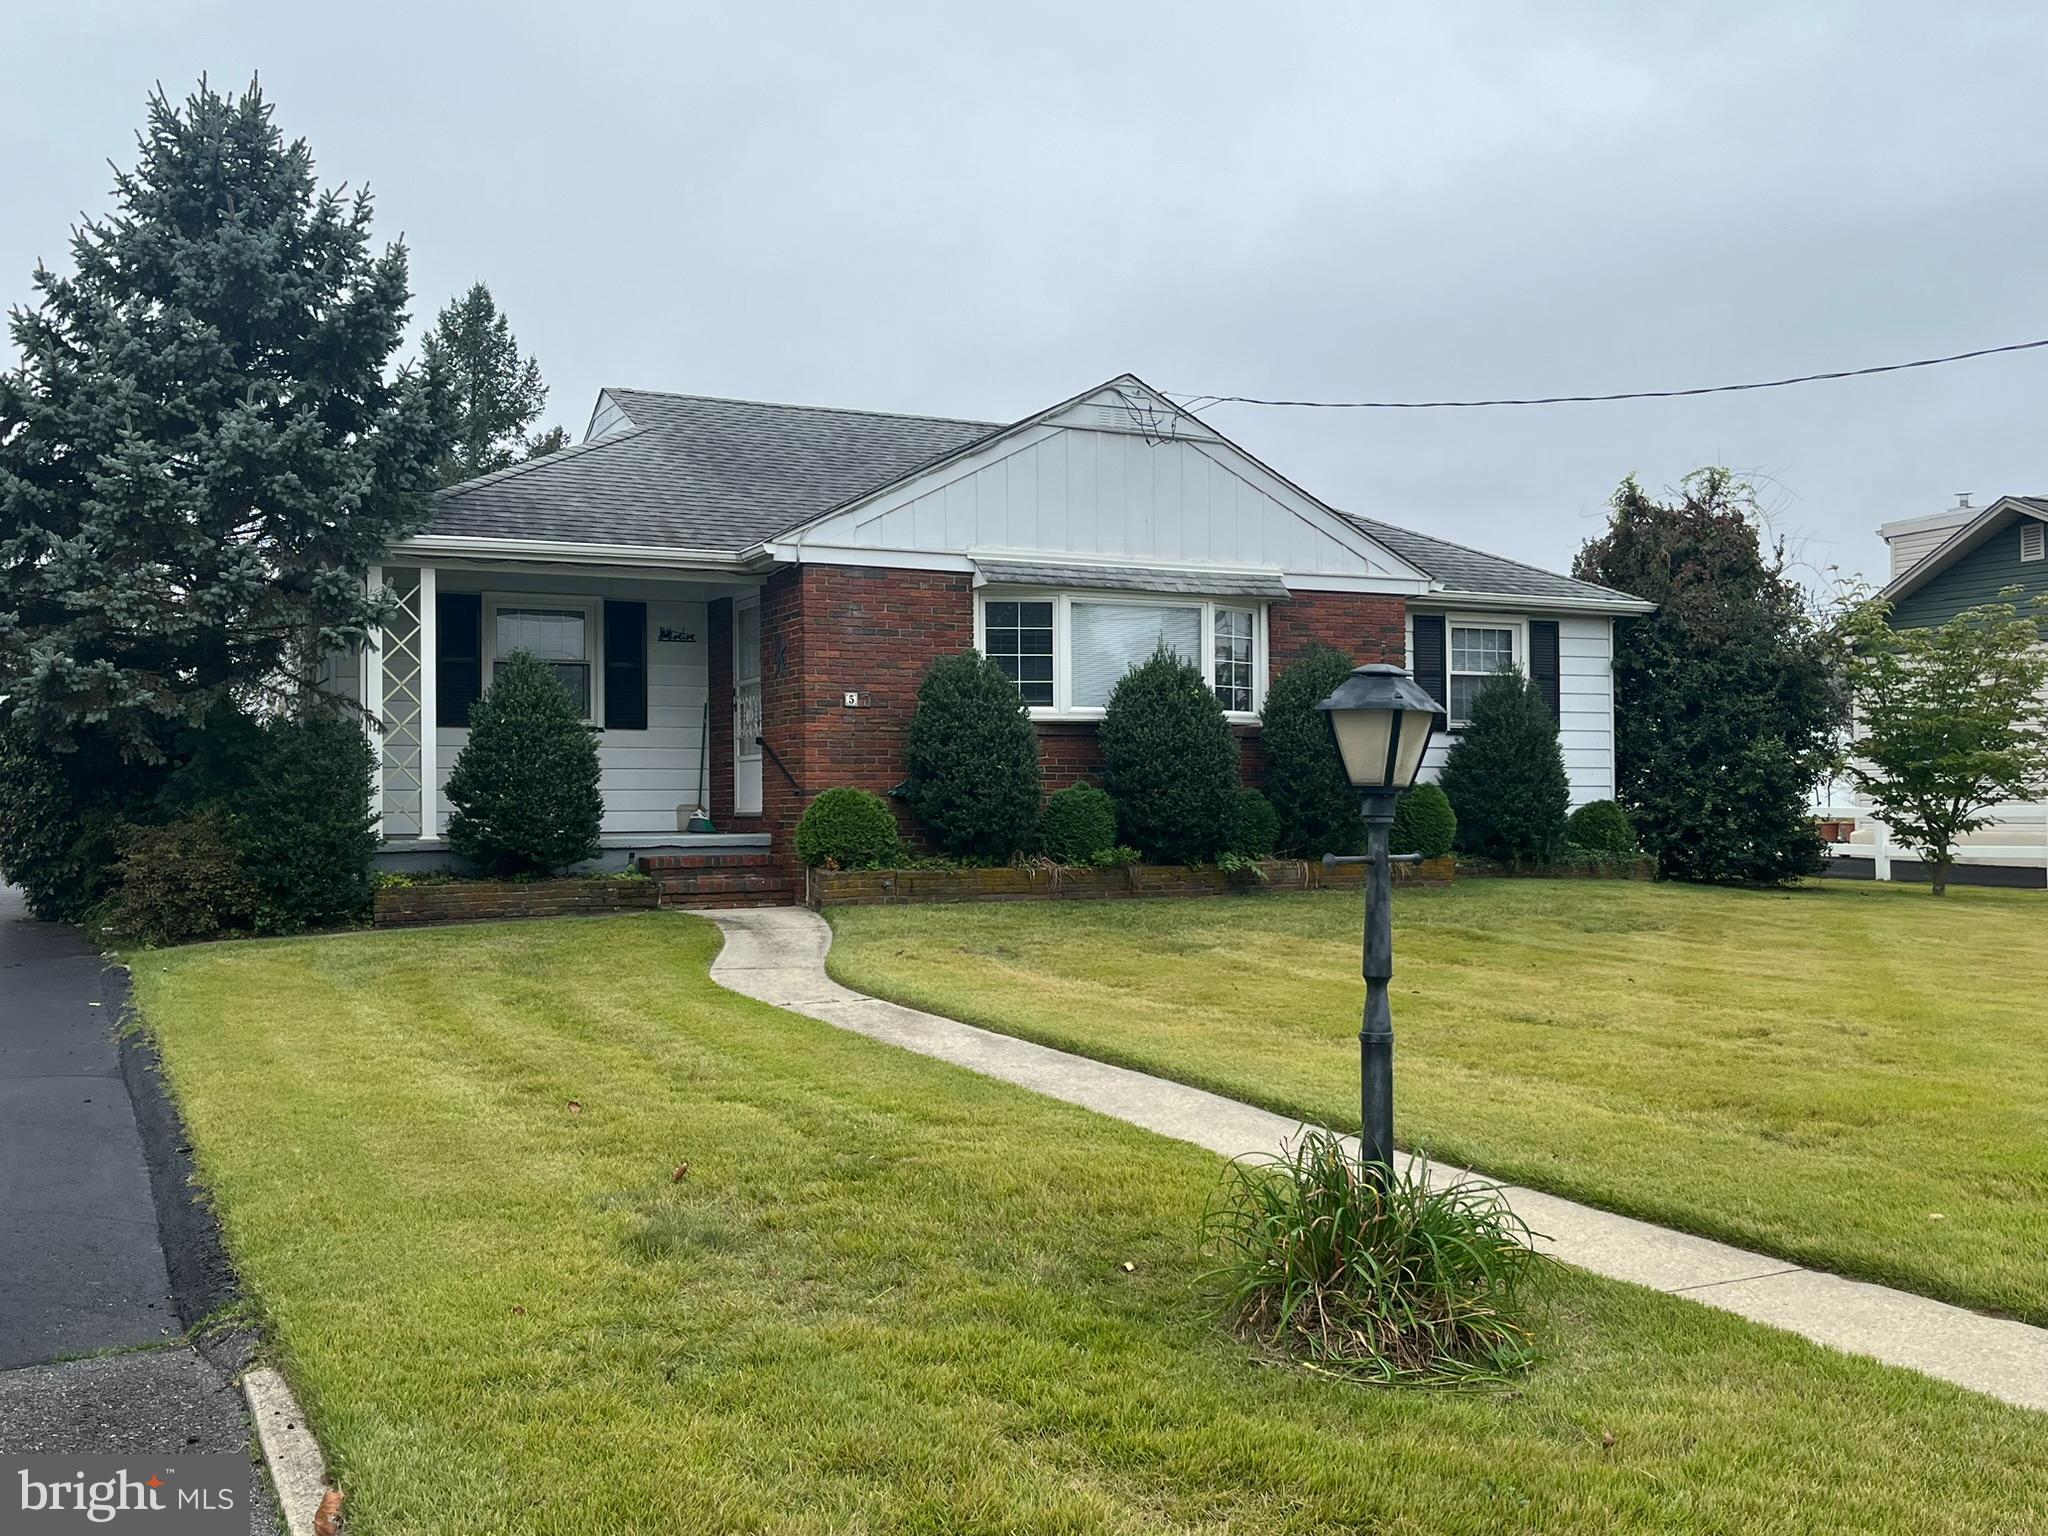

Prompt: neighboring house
[
  {"left": 352, "top": 375, "right": 1649, "bottom": 883},
  {"left": 1819, "top": 494, "right": 2048, "bottom": 888}
]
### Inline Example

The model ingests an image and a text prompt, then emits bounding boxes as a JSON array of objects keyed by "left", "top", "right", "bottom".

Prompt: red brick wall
[
  {"left": 1269, "top": 590, "right": 1407, "bottom": 672},
  {"left": 756, "top": 565, "right": 977, "bottom": 864},
  {"left": 754, "top": 573, "right": 1409, "bottom": 868}
]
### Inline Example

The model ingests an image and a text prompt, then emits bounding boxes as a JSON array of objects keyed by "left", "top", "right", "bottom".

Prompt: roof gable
[
  {"left": 1880, "top": 496, "right": 2048, "bottom": 607},
  {"left": 777, "top": 376, "right": 1428, "bottom": 583}
]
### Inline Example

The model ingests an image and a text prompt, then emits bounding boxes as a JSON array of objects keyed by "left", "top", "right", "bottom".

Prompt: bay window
[{"left": 979, "top": 593, "right": 1266, "bottom": 718}]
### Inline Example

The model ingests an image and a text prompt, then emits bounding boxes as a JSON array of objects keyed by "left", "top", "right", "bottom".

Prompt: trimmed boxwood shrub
[
  {"left": 445, "top": 650, "right": 605, "bottom": 876},
  {"left": 1038, "top": 782, "right": 1118, "bottom": 865},
  {"left": 902, "top": 651, "right": 1042, "bottom": 858},
  {"left": 1565, "top": 798, "right": 1638, "bottom": 856},
  {"left": 1390, "top": 782, "right": 1457, "bottom": 859},
  {"left": 795, "top": 787, "right": 901, "bottom": 868},
  {"left": 1232, "top": 788, "right": 1280, "bottom": 858},
  {"left": 1099, "top": 647, "right": 1242, "bottom": 865},
  {"left": 1438, "top": 670, "right": 1570, "bottom": 864},
  {"left": 1260, "top": 646, "right": 1364, "bottom": 858}
]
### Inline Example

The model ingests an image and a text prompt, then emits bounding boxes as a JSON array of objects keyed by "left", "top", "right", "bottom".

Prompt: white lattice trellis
[{"left": 378, "top": 568, "right": 425, "bottom": 838}]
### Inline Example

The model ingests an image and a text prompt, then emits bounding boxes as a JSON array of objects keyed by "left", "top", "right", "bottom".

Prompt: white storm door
[{"left": 734, "top": 597, "right": 763, "bottom": 816}]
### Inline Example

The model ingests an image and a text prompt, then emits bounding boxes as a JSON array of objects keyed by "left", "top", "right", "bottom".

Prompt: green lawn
[
  {"left": 828, "top": 878, "right": 2048, "bottom": 1324},
  {"left": 132, "top": 914, "right": 2048, "bottom": 1533}
]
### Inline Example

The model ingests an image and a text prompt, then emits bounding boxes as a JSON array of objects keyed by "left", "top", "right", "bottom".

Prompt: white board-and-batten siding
[
  {"left": 1414, "top": 614, "right": 1617, "bottom": 809},
  {"left": 432, "top": 572, "right": 713, "bottom": 838},
  {"left": 791, "top": 390, "right": 1420, "bottom": 582}
]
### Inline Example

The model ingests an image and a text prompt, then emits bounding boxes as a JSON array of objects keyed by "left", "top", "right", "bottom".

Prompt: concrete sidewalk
[{"left": 706, "top": 905, "right": 2048, "bottom": 1413}]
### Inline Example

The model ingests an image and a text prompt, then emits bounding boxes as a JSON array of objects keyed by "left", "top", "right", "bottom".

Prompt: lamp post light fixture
[{"left": 1316, "top": 663, "right": 1443, "bottom": 1186}]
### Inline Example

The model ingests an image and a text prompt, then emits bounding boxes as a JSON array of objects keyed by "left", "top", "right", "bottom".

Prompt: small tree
[
  {"left": 1437, "top": 671, "right": 1570, "bottom": 863},
  {"left": 1838, "top": 596, "right": 2048, "bottom": 895},
  {"left": 1261, "top": 646, "right": 1365, "bottom": 857},
  {"left": 901, "top": 651, "right": 1042, "bottom": 859},
  {"left": 1099, "top": 647, "right": 1241, "bottom": 864},
  {"left": 1574, "top": 470, "right": 1845, "bottom": 885},
  {"left": 444, "top": 652, "right": 603, "bottom": 876},
  {"left": 425, "top": 281, "right": 567, "bottom": 485}
]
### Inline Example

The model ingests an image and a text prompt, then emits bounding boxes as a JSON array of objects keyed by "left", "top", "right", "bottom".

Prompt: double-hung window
[
  {"left": 980, "top": 593, "right": 1264, "bottom": 718},
  {"left": 494, "top": 605, "right": 596, "bottom": 721},
  {"left": 1448, "top": 622, "right": 1517, "bottom": 726}
]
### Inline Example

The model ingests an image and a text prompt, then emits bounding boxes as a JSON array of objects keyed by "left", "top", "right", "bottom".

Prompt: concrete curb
[
  {"left": 244, "top": 1366, "right": 331, "bottom": 1536},
  {"left": 706, "top": 905, "right": 2048, "bottom": 1413}
]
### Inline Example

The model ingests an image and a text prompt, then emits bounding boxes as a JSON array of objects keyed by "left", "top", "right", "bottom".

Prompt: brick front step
[
  {"left": 637, "top": 851, "right": 779, "bottom": 873},
  {"left": 646, "top": 863, "right": 799, "bottom": 909}
]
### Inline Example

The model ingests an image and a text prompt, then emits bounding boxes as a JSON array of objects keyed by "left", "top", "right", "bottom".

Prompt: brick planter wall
[
  {"left": 809, "top": 855, "right": 1454, "bottom": 908},
  {"left": 373, "top": 879, "right": 661, "bottom": 928}
]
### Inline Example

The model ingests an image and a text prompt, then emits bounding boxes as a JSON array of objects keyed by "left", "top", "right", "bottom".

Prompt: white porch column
[
  {"left": 367, "top": 563, "right": 385, "bottom": 837},
  {"left": 418, "top": 564, "right": 438, "bottom": 838}
]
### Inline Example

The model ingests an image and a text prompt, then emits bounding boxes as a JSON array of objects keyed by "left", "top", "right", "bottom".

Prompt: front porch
[{"left": 361, "top": 559, "right": 770, "bottom": 863}]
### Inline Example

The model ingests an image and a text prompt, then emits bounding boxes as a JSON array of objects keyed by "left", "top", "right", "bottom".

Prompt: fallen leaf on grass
[
  {"left": 566, "top": 1101, "right": 582, "bottom": 1115},
  {"left": 314, "top": 1488, "right": 344, "bottom": 1536},
  {"left": 672, "top": 1162, "right": 691, "bottom": 1183}
]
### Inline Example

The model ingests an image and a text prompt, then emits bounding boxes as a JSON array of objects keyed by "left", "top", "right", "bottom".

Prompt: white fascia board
[
  {"left": 1407, "top": 589, "right": 1655, "bottom": 615},
  {"left": 1282, "top": 571, "right": 1437, "bottom": 596},
  {"left": 395, "top": 534, "right": 769, "bottom": 574},
  {"left": 756, "top": 542, "right": 977, "bottom": 572}
]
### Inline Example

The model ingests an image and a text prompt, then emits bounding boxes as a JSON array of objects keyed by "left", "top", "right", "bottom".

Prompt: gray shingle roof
[
  {"left": 426, "top": 386, "right": 1634, "bottom": 610},
  {"left": 428, "top": 389, "right": 998, "bottom": 551},
  {"left": 1338, "top": 513, "right": 1640, "bottom": 606}
]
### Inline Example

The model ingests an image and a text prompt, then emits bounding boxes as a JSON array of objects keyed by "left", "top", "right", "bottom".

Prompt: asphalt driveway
[{"left": 0, "top": 884, "right": 173, "bottom": 1367}]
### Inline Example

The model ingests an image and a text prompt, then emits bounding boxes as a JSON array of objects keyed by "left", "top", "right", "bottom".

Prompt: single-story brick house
[{"left": 351, "top": 375, "right": 1650, "bottom": 887}]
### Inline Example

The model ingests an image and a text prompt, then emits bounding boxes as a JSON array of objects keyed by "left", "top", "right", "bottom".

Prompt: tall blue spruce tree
[{"left": 0, "top": 76, "right": 447, "bottom": 760}]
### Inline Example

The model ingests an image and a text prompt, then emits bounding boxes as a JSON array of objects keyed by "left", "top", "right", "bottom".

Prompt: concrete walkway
[{"left": 707, "top": 905, "right": 2048, "bottom": 1412}]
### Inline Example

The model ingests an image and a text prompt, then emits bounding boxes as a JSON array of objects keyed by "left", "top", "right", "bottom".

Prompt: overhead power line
[{"left": 1170, "top": 334, "right": 2048, "bottom": 412}]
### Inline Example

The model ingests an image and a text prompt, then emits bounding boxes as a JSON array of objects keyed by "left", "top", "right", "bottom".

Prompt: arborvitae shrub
[
  {"left": 233, "top": 716, "right": 380, "bottom": 932},
  {"left": 1261, "top": 646, "right": 1365, "bottom": 858},
  {"left": 1232, "top": 788, "right": 1280, "bottom": 858},
  {"left": 1038, "top": 782, "right": 1118, "bottom": 865},
  {"left": 1389, "top": 782, "right": 1457, "bottom": 859},
  {"left": 794, "top": 788, "right": 902, "bottom": 868},
  {"left": 902, "top": 651, "right": 1042, "bottom": 858},
  {"left": 445, "top": 650, "right": 604, "bottom": 876},
  {"left": 1437, "top": 671, "right": 1570, "bottom": 864},
  {"left": 1565, "top": 799, "right": 1638, "bottom": 856},
  {"left": 1099, "top": 647, "right": 1241, "bottom": 864}
]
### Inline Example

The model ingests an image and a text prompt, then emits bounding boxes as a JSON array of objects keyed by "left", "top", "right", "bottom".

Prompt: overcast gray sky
[{"left": 6, "top": 3, "right": 2044, "bottom": 586}]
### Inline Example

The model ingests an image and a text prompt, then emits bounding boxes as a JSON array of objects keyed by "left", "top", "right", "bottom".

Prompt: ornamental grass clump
[{"left": 1200, "top": 1129, "right": 1544, "bottom": 1386}]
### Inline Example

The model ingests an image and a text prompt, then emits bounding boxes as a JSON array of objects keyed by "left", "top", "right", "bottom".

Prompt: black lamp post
[{"left": 1316, "top": 663, "right": 1442, "bottom": 1185}]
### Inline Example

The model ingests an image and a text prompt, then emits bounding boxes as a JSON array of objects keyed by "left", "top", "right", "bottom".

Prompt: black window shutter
[
  {"left": 436, "top": 591, "right": 483, "bottom": 728},
  {"left": 1530, "top": 620, "right": 1561, "bottom": 721},
  {"left": 1411, "top": 614, "right": 1448, "bottom": 730},
  {"left": 604, "top": 601, "right": 649, "bottom": 730}
]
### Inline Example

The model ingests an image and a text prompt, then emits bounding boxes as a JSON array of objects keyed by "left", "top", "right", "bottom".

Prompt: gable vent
[{"left": 2023, "top": 521, "right": 2046, "bottom": 563}]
